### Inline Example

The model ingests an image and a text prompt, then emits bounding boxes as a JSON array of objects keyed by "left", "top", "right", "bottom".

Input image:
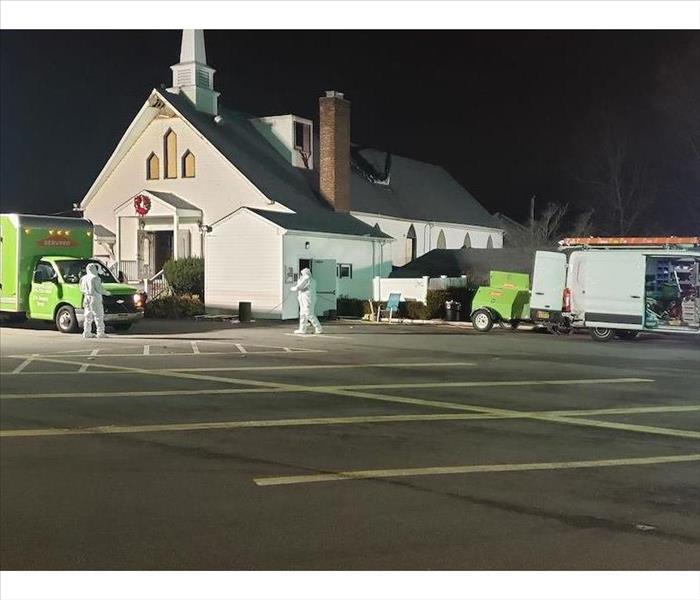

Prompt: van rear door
[
  {"left": 583, "top": 252, "right": 644, "bottom": 329},
  {"left": 530, "top": 251, "right": 567, "bottom": 320}
]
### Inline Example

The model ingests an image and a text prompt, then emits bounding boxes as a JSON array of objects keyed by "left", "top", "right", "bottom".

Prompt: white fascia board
[
  {"left": 153, "top": 90, "right": 289, "bottom": 212},
  {"left": 350, "top": 210, "right": 504, "bottom": 234},
  {"left": 284, "top": 230, "right": 395, "bottom": 243},
  {"left": 81, "top": 97, "right": 160, "bottom": 209},
  {"left": 210, "top": 206, "right": 288, "bottom": 235}
]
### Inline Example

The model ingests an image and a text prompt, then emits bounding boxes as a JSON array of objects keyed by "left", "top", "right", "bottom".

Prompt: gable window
[
  {"left": 486, "top": 235, "right": 494, "bottom": 249},
  {"left": 164, "top": 129, "right": 177, "bottom": 179},
  {"left": 463, "top": 232, "right": 472, "bottom": 248},
  {"left": 436, "top": 230, "right": 447, "bottom": 249},
  {"left": 146, "top": 153, "right": 160, "bottom": 180},
  {"left": 182, "top": 150, "right": 196, "bottom": 178},
  {"left": 405, "top": 224, "right": 417, "bottom": 264}
]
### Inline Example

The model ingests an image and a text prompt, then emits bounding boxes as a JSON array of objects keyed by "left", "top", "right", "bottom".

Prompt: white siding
[
  {"left": 84, "top": 114, "right": 290, "bottom": 240},
  {"left": 351, "top": 212, "right": 503, "bottom": 267},
  {"left": 205, "top": 211, "right": 283, "bottom": 317},
  {"left": 282, "top": 233, "right": 392, "bottom": 320}
]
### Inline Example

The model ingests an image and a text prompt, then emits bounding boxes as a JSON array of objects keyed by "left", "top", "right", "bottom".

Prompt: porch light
[
  {"left": 305, "top": 241, "right": 310, "bottom": 249},
  {"left": 24, "top": 228, "right": 31, "bottom": 234}
]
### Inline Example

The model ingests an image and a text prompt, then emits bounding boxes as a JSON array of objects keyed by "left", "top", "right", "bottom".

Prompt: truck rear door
[
  {"left": 530, "top": 251, "right": 567, "bottom": 320},
  {"left": 583, "top": 252, "right": 644, "bottom": 329}
]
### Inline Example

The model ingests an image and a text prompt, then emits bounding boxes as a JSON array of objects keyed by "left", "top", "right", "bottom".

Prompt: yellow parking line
[
  {"left": 0, "top": 413, "right": 505, "bottom": 438},
  {"left": 0, "top": 361, "right": 477, "bottom": 376},
  {"left": 254, "top": 454, "right": 700, "bottom": 486},
  {"left": 3, "top": 405, "right": 697, "bottom": 439}
]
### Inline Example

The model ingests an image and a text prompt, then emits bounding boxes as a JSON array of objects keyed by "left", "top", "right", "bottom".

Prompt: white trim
[
  {"left": 350, "top": 210, "right": 504, "bottom": 234},
  {"left": 80, "top": 99, "right": 159, "bottom": 209}
]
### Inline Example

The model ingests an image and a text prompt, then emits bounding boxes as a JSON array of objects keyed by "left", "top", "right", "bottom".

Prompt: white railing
[
  {"left": 372, "top": 276, "right": 471, "bottom": 303},
  {"left": 119, "top": 260, "right": 139, "bottom": 282},
  {"left": 144, "top": 269, "right": 169, "bottom": 300}
]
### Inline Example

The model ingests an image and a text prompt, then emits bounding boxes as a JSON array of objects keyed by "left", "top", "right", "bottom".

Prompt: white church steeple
[{"left": 168, "top": 29, "right": 220, "bottom": 116}]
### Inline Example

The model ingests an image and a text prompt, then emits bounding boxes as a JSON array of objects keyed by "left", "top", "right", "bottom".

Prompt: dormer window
[{"left": 294, "top": 121, "right": 311, "bottom": 154}]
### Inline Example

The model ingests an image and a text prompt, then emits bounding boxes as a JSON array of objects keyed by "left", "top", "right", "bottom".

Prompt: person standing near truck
[{"left": 79, "top": 263, "right": 111, "bottom": 338}]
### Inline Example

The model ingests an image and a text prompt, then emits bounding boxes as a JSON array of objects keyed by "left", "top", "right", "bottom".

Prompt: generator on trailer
[
  {"left": 530, "top": 237, "right": 700, "bottom": 341},
  {"left": 0, "top": 214, "right": 145, "bottom": 333}
]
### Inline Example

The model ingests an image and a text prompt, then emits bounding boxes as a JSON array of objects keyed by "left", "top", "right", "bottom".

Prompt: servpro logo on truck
[{"left": 1, "top": 214, "right": 146, "bottom": 333}]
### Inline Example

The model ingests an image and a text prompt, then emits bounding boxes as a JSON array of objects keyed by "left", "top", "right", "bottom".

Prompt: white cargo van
[{"left": 530, "top": 237, "right": 700, "bottom": 341}]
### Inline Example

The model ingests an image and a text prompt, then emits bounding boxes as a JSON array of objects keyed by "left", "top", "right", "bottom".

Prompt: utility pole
[{"left": 529, "top": 194, "right": 536, "bottom": 244}]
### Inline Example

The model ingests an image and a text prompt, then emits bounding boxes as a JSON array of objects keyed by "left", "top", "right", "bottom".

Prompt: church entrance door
[{"left": 154, "top": 231, "right": 173, "bottom": 273}]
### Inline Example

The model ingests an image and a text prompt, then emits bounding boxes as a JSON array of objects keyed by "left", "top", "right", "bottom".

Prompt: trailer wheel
[
  {"left": 616, "top": 330, "right": 640, "bottom": 340},
  {"left": 590, "top": 327, "right": 616, "bottom": 342},
  {"left": 55, "top": 305, "right": 79, "bottom": 334},
  {"left": 472, "top": 309, "right": 494, "bottom": 332}
]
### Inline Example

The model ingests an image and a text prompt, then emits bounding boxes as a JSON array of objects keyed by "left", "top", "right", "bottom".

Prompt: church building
[{"left": 80, "top": 30, "right": 503, "bottom": 318}]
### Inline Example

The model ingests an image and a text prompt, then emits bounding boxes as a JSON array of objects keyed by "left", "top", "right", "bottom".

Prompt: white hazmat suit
[
  {"left": 79, "top": 263, "right": 110, "bottom": 338},
  {"left": 291, "top": 267, "right": 323, "bottom": 334}
]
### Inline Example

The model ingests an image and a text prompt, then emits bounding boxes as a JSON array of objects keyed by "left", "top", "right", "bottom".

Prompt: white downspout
[{"left": 173, "top": 212, "right": 180, "bottom": 259}]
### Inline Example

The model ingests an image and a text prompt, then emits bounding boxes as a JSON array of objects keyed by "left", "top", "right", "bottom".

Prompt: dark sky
[{"left": 1, "top": 29, "right": 697, "bottom": 228}]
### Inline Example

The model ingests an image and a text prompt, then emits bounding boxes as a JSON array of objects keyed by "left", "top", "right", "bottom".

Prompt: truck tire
[
  {"left": 472, "top": 309, "right": 494, "bottom": 332},
  {"left": 616, "top": 330, "right": 640, "bottom": 340},
  {"left": 55, "top": 305, "right": 80, "bottom": 334},
  {"left": 590, "top": 327, "right": 616, "bottom": 342}
]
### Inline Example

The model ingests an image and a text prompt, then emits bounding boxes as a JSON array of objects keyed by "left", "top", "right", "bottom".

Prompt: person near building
[
  {"left": 79, "top": 263, "right": 111, "bottom": 339},
  {"left": 291, "top": 267, "right": 323, "bottom": 334}
]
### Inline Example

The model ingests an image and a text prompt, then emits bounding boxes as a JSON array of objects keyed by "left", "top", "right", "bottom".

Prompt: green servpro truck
[
  {"left": 470, "top": 270, "right": 531, "bottom": 332},
  {"left": 0, "top": 214, "right": 145, "bottom": 333}
]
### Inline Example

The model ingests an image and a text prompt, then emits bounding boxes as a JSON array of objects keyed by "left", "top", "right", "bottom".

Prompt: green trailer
[
  {"left": 1, "top": 214, "right": 145, "bottom": 333},
  {"left": 470, "top": 270, "right": 530, "bottom": 332}
]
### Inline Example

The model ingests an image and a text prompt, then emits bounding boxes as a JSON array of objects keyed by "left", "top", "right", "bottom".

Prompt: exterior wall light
[{"left": 305, "top": 241, "right": 310, "bottom": 249}]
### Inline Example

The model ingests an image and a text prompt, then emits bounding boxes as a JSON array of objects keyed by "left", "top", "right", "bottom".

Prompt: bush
[
  {"left": 145, "top": 294, "right": 205, "bottom": 319},
  {"left": 337, "top": 297, "right": 371, "bottom": 318},
  {"left": 163, "top": 257, "right": 204, "bottom": 298},
  {"left": 398, "top": 286, "right": 477, "bottom": 320}
]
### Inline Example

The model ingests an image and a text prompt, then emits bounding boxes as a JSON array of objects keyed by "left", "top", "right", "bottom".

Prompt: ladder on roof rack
[{"left": 559, "top": 236, "right": 700, "bottom": 248}]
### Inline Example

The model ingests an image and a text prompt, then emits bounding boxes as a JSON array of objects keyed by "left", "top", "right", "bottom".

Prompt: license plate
[{"left": 536, "top": 311, "right": 550, "bottom": 319}]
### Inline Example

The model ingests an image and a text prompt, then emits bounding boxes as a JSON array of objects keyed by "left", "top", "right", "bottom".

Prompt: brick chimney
[{"left": 319, "top": 91, "right": 351, "bottom": 212}]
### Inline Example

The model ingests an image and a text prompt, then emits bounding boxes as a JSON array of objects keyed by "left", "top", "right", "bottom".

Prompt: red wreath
[{"left": 134, "top": 194, "right": 151, "bottom": 216}]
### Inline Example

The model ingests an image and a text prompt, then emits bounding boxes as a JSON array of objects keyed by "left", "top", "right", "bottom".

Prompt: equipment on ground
[
  {"left": 470, "top": 271, "right": 530, "bottom": 332},
  {"left": 1, "top": 214, "right": 145, "bottom": 333}
]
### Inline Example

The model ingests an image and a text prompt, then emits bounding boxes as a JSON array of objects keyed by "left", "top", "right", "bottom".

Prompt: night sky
[{"left": 1, "top": 30, "right": 698, "bottom": 232}]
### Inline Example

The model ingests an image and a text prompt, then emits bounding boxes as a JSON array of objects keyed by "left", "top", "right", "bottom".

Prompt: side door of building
[
  {"left": 583, "top": 252, "right": 645, "bottom": 329},
  {"left": 530, "top": 251, "right": 567, "bottom": 321},
  {"left": 28, "top": 261, "right": 60, "bottom": 320},
  {"left": 311, "top": 258, "right": 337, "bottom": 317}
]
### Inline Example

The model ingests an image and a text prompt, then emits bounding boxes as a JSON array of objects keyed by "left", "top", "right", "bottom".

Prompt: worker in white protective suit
[
  {"left": 79, "top": 263, "right": 111, "bottom": 339},
  {"left": 291, "top": 267, "right": 323, "bottom": 334}
]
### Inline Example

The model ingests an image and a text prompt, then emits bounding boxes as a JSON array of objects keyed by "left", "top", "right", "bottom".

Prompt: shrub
[
  {"left": 398, "top": 286, "right": 477, "bottom": 320},
  {"left": 163, "top": 257, "right": 204, "bottom": 298},
  {"left": 145, "top": 294, "right": 205, "bottom": 319},
  {"left": 337, "top": 297, "right": 371, "bottom": 318}
]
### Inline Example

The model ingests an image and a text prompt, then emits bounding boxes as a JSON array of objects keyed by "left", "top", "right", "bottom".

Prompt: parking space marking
[
  {"left": 11, "top": 355, "right": 37, "bottom": 374},
  {"left": 331, "top": 389, "right": 700, "bottom": 440},
  {"left": 78, "top": 349, "right": 99, "bottom": 373},
  {"left": 190, "top": 342, "right": 200, "bottom": 355},
  {"left": 9, "top": 355, "right": 693, "bottom": 441},
  {"left": 254, "top": 454, "right": 700, "bottom": 487},
  {"left": 3, "top": 405, "right": 698, "bottom": 439},
  {"left": 235, "top": 343, "right": 247, "bottom": 354},
  {"left": 143, "top": 345, "right": 150, "bottom": 355},
  {"left": 0, "top": 413, "right": 505, "bottom": 438},
  {"left": 339, "top": 377, "right": 654, "bottom": 391},
  {"left": 0, "top": 361, "right": 477, "bottom": 376}
]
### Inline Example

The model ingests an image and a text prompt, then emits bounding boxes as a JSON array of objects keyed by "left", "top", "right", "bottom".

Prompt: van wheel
[
  {"left": 590, "top": 327, "right": 616, "bottom": 342},
  {"left": 55, "top": 306, "right": 79, "bottom": 334},
  {"left": 472, "top": 309, "right": 494, "bottom": 332},
  {"left": 616, "top": 330, "right": 640, "bottom": 340}
]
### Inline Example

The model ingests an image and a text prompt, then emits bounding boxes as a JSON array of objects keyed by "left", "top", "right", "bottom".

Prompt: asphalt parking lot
[{"left": 1, "top": 319, "right": 699, "bottom": 569}]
